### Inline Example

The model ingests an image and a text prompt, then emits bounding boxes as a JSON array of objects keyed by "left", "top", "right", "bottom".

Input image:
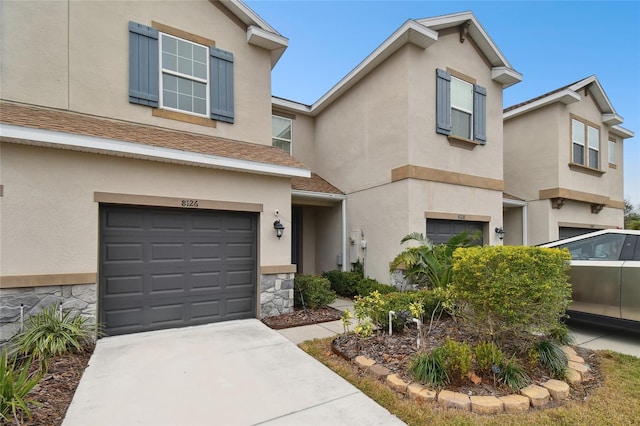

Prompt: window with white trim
[
  {"left": 160, "top": 34, "right": 209, "bottom": 117},
  {"left": 608, "top": 138, "right": 616, "bottom": 165},
  {"left": 571, "top": 117, "right": 599, "bottom": 169},
  {"left": 450, "top": 76, "right": 474, "bottom": 139},
  {"left": 272, "top": 115, "right": 292, "bottom": 154}
]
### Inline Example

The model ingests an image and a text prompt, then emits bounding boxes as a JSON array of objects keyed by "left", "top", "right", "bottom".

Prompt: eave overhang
[{"left": 504, "top": 89, "right": 581, "bottom": 120}]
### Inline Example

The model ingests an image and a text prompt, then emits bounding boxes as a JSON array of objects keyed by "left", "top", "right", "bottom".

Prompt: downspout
[
  {"left": 522, "top": 203, "right": 528, "bottom": 246},
  {"left": 342, "top": 198, "right": 347, "bottom": 272}
]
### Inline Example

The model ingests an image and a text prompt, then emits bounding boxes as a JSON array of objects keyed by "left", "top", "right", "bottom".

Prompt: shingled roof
[
  {"left": 291, "top": 173, "right": 343, "bottom": 195},
  {"left": 0, "top": 101, "right": 309, "bottom": 173}
]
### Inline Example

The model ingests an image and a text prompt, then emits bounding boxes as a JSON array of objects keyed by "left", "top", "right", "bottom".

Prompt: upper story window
[
  {"left": 608, "top": 138, "right": 616, "bottom": 166},
  {"left": 435, "top": 69, "right": 486, "bottom": 145},
  {"left": 571, "top": 117, "right": 599, "bottom": 169},
  {"left": 160, "top": 34, "right": 209, "bottom": 117},
  {"left": 272, "top": 115, "right": 292, "bottom": 154},
  {"left": 129, "top": 21, "right": 234, "bottom": 124}
]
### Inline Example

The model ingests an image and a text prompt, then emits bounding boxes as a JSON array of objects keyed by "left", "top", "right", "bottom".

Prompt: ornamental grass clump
[
  {"left": 408, "top": 348, "right": 449, "bottom": 387},
  {"left": 498, "top": 356, "right": 531, "bottom": 390},
  {"left": 536, "top": 339, "right": 569, "bottom": 379},
  {"left": 11, "top": 304, "right": 97, "bottom": 369},
  {"left": 0, "top": 350, "right": 42, "bottom": 424}
]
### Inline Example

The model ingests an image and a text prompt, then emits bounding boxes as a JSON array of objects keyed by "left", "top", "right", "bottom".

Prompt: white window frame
[
  {"left": 587, "top": 125, "right": 599, "bottom": 169},
  {"left": 272, "top": 115, "right": 293, "bottom": 155},
  {"left": 571, "top": 117, "right": 600, "bottom": 169},
  {"left": 158, "top": 33, "right": 210, "bottom": 118},
  {"left": 450, "top": 76, "right": 474, "bottom": 140},
  {"left": 608, "top": 138, "right": 616, "bottom": 165},
  {"left": 571, "top": 119, "right": 585, "bottom": 165}
]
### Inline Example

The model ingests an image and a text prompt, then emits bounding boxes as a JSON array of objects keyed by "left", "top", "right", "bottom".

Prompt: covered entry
[{"left": 99, "top": 205, "right": 257, "bottom": 336}]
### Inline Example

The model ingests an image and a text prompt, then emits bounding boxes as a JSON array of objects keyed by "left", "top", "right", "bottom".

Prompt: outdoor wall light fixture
[
  {"left": 495, "top": 227, "right": 505, "bottom": 240},
  {"left": 274, "top": 220, "right": 285, "bottom": 239}
]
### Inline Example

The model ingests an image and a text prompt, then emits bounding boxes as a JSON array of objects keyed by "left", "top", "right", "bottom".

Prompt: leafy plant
[
  {"left": 12, "top": 304, "right": 97, "bottom": 367},
  {"left": 321, "top": 270, "right": 362, "bottom": 297},
  {"left": 0, "top": 351, "right": 42, "bottom": 424},
  {"left": 340, "top": 309, "right": 354, "bottom": 335},
  {"left": 440, "top": 337, "right": 473, "bottom": 380},
  {"left": 536, "top": 340, "right": 569, "bottom": 379},
  {"left": 408, "top": 348, "right": 449, "bottom": 386},
  {"left": 294, "top": 274, "right": 336, "bottom": 309},
  {"left": 474, "top": 341, "right": 503, "bottom": 373},
  {"left": 389, "top": 231, "right": 480, "bottom": 289},
  {"left": 450, "top": 246, "right": 572, "bottom": 346},
  {"left": 498, "top": 356, "right": 530, "bottom": 390},
  {"left": 356, "top": 278, "right": 397, "bottom": 297},
  {"left": 353, "top": 291, "right": 386, "bottom": 334}
]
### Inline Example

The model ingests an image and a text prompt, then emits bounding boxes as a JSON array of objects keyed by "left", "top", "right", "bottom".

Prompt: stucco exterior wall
[
  {"left": 1, "top": 0, "right": 273, "bottom": 145},
  {"left": 287, "top": 113, "right": 316, "bottom": 169},
  {"left": 0, "top": 143, "right": 292, "bottom": 276}
]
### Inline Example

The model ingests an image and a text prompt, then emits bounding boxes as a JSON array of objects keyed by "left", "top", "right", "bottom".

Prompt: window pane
[
  {"left": 573, "top": 143, "right": 584, "bottom": 165},
  {"left": 272, "top": 139, "right": 291, "bottom": 154},
  {"left": 272, "top": 116, "right": 292, "bottom": 140},
  {"left": 163, "top": 74, "right": 177, "bottom": 92},
  {"left": 193, "top": 62, "right": 207, "bottom": 80},
  {"left": 193, "top": 81, "right": 206, "bottom": 98},
  {"left": 194, "top": 98, "right": 206, "bottom": 115},
  {"left": 451, "top": 109, "right": 471, "bottom": 139},
  {"left": 609, "top": 140, "right": 616, "bottom": 164},
  {"left": 178, "top": 94, "right": 192, "bottom": 112},
  {"left": 162, "top": 36, "right": 177, "bottom": 54},
  {"left": 178, "top": 39, "right": 192, "bottom": 60},
  {"left": 589, "top": 148, "right": 599, "bottom": 169},
  {"left": 162, "top": 52, "right": 177, "bottom": 72},
  {"left": 572, "top": 119, "right": 585, "bottom": 145},
  {"left": 193, "top": 45, "right": 207, "bottom": 64},
  {"left": 560, "top": 233, "right": 626, "bottom": 260},
  {"left": 178, "top": 57, "right": 193, "bottom": 76},
  {"left": 163, "top": 90, "right": 177, "bottom": 109},
  {"left": 588, "top": 126, "right": 599, "bottom": 149},
  {"left": 451, "top": 77, "right": 473, "bottom": 111}
]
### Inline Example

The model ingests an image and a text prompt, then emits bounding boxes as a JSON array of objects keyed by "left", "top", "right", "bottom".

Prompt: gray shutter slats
[
  {"left": 473, "top": 84, "right": 487, "bottom": 144},
  {"left": 210, "top": 47, "right": 234, "bottom": 123},
  {"left": 436, "top": 68, "right": 451, "bottom": 135},
  {"left": 129, "top": 21, "right": 159, "bottom": 107}
]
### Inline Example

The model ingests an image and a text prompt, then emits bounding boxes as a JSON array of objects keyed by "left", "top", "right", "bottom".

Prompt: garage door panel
[
  {"left": 427, "top": 219, "right": 484, "bottom": 245},
  {"left": 100, "top": 205, "right": 257, "bottom": 336}
]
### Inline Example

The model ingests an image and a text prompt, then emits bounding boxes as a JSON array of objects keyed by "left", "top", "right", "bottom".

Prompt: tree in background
[{"left": 624, "top": 199, "right": 640, "bottom": 230}]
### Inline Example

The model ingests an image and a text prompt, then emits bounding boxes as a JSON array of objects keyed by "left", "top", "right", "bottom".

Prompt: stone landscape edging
[{"left": 331, "top": 340, "right": 591, "bottom": 414}]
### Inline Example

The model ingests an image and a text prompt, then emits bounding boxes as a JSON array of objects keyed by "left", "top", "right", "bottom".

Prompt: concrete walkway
[
  {"left": 63, "top": 318, "right": 404, "bottom": 426},
  {"left": 276, "top": 298, "right": 354, "bottom": 345}
]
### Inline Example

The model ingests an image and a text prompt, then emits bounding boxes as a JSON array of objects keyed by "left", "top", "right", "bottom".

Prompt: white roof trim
[
  {"left": 491, "top": 67, "right": 523, "bottom": 88},
  {"left": 610, "top": 125, "right": 634, "bottom": 139},
  {"left": 503, "top": 198, "right": 528, "bottom": 207},
  {"left": 292, "top": 190, "right": 346, "bottom": 200},
  {"left": 569, "top": 76, "right": 615, "bottom": 114},
  {"left": 504, "top": 89, "right": 581, "bottom": 120},
  {"left": 602, "top": 113, "right": 623, "bottom": 126},
  {"left": 311, "top": 20, "right": 438, "bottom": 115},
  {"left": 0, "top": 124, "right": 310, "bottom": 178},
  {"left": 272, "top": 97, "right": 312, "bottom": 114}
]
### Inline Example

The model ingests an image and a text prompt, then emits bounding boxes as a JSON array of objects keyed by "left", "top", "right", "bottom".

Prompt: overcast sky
[{"left": 245, "top": 0, "right": 640, "bottom": 208}]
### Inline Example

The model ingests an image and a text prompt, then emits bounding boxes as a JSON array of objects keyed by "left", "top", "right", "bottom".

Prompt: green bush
[
  {"left": 440, "top": 337, "right": 473, "bottom": 380},
  {"left": 474, "top": 341, "right": 503, "bottom": 373},
  {"left": 451, "top": 246, "right": 572, "bottom": 346},
  {"left": 0, "top": 351, "right": 42, "bottom": 423},
  {"left": 356, "top": 278, "right": 397, "bottom": 297},
  {"left": 294, "top": 274, "right": 336, "bottom": 309},
  {"left": 408, "top": 348, "right": 449, "bottom": 386},
  {"left": 321, "top": 270, "right": 362, "bottom": 297},
  {"left": 11, "top": 304, "right": 98, "bottom": 368}
]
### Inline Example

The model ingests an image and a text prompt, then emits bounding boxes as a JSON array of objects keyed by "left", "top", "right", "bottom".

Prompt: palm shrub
[
  {"left": 11, "top": 304, "right": 97, "bottom": 368},
  {"left": 0, "top": 350, "right": 42, "bottom": 424},
  {"left": 389, "top": 231, "right": 480, "bottom": 289},
  {"left": 294, "top": 274, "right": 336, "bottom": 309},
  {"left": 450, "top": 246, "right": 572, "bottom": 347}
]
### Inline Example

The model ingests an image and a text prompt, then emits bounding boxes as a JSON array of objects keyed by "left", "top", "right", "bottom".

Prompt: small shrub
[
  {"left": 408, "top": 348, "right": 449, "bottom": 386},
  {"left": 321, "top": 270, "right": 361, "bottom": 297},
  {"left": 381, "top": 290, "right": 446, "bottom": 332},
  {"left": 356, "top": 278, "right": 397, "bottom": 297},
  {"left": 353, "top": 291, "right": 386, "bottom": 333},
  {"left": 0, "top": 351, "right": 42, "bottom": 423},
  {"left": 475, "top": 341, "right": 503, "bottom": 373},
  {"left": 536, "top": 340, "right": 568, "bottom": 379},
  {"left": 12, "top": 304, "right": 97, "bottom": 367},
  {"left": 294, "top": 274, "right": 336, "bottom": 309},
  {"left": 498, "top": 356, "right": 530, "bottom": 390},
  {"left": 440, "top": 337, "right": 473, "bottom": 380}
]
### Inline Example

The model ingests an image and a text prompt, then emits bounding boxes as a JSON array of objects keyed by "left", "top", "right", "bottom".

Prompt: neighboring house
[
  {"left": 0, "top": 0, "right": 312, "bottom": 340},
  {"left": 272, "top": 12, "right": 521, "bottom": 281},
  {"left": 504, "top": 76, "right": 634, "bottom": 246}
]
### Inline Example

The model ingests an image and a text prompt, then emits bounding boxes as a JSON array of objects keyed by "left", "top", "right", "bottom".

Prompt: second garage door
[
  {"left": 99, "top": 205, "right": 257, "bottom": 336},
  {"left": 426, "top": 219, "right": 484, "bottom": 245}
]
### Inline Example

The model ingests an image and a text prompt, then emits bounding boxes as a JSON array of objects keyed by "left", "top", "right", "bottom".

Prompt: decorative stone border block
[{"left": 331, "top": 342, "right": 591, "bottom": 414}]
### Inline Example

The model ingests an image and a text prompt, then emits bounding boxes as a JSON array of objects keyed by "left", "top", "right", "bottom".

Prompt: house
[
  {"left": 0, "top": 0, "right": 315, "bottom": 340},
  {"left": 272, "top": 12, "right": 521, "bottom": 282},
  {"left": 503, "top": 76, "right": 634, "bottom": 246}
]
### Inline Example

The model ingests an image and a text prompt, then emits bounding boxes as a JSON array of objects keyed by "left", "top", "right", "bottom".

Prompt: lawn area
[{"left": 300, "top": 337, "right": 640, "bottom": 425}]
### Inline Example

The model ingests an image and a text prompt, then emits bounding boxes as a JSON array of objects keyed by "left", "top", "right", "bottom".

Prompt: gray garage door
[
  {"left": 559, "top": 227, "right": 598, "bottom": 240},
  {"left": 426, "top": 219, "right": 483, "bottom": 245},
  {"left": 100, "top": 205, "right": 257, "bottom": 336}
]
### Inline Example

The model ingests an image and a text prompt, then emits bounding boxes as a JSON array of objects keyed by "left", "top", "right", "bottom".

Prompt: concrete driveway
[{"left": 63, "top": 319, "right": 405, "bottom": 426}]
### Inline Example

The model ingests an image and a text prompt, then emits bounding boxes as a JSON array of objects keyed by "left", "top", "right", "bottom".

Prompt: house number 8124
[{"left": 181, "top": 199, "right": 199, "bottom": 208}]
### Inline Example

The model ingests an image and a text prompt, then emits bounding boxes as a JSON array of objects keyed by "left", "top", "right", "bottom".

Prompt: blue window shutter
[
  {"left": 473, "top": 84, "right": 487, "bottom": 144},
  {"left": 436, "top": 68, "right": 451, "bottom": 135},
  {"left": 210, "top": 47, "right": 234, "bottom": 123},
  {"left": 128, "top": 22, "right": 159, "bottom": 107}
]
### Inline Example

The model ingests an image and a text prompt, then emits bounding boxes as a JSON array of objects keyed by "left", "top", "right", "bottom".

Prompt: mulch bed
[{"left": 261, "top": 306, "right": 343, "bottom": 329}]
